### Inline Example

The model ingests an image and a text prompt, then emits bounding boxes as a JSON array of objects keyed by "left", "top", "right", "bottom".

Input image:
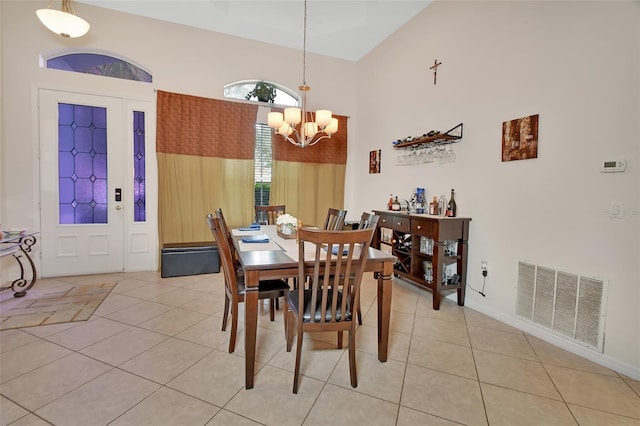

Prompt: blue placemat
[
  {"left": 241, "top": 235, "right": 270, "bottom": 243},
  {"left": 238, "top": 223, "right": 261, "bottom": 231},
  {"left": 323, "top": 245, "right": 349, "bottom": 255}
]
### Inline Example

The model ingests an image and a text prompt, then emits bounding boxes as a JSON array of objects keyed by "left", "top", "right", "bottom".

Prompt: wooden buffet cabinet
[{"left": 372, "top": 211, "right": 471, "bottom": 310}]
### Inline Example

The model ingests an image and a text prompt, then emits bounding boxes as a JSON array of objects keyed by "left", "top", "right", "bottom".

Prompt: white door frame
[{"left": 38, "top": 88, "right": 158, "bottom": 277}]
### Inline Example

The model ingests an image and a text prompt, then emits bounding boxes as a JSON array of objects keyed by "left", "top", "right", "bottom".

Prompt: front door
[{"left": 39, "top": 89, "right": 157, "bottom": 277}]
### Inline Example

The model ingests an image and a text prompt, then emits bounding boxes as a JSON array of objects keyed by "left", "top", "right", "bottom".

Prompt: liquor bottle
[
  {"left": 438, "top": 195, "right": 445, "bottom": 216},
  {"left": 393, "top": 196, "right": 401, "bottom": 211},
  {"left": 387, "top": 194, "right": 393, "bottom": 211},
  {"left": 446, "top": 189, "right": 457, "bottom": 217},
  {"left": 428, "top": 196, "right": 437, "bottom": 215}
]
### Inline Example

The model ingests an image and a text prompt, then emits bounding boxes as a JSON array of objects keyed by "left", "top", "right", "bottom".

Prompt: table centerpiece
[{"left": 276, "top": 213, "right": 298, "bottom": 239}]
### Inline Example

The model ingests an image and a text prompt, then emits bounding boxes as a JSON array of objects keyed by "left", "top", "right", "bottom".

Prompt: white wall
[{"left": 349, "top": 0, "right": 640, "bottom": 375}]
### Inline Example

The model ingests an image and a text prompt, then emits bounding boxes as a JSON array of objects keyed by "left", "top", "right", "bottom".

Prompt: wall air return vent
[{"left": 516, "top": 261, "right": 606, "bottom": 352}]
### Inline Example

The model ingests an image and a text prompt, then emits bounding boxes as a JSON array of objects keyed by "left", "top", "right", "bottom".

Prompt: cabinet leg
[
  {"left": 432, "top": 291, "right": 441, "bottom": 310},
  {"left": 457, "top": 286, "right": 465, "bottom": 306}
]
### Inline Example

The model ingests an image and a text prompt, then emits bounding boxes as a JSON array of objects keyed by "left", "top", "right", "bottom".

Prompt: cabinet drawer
[
  {"left": 378, "top": 214, "right": 411, "bottom": 232},
  {"left": 411, "top": 218, "right": 436, "bottom": 236}
]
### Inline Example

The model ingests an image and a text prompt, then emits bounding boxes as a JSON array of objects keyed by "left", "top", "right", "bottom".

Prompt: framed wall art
[
  {"left": 502, "top": 114, "right": 539, "bottom": 162},
  {"left": 369, "top": 149, "right": 381, "bottom": 173}
]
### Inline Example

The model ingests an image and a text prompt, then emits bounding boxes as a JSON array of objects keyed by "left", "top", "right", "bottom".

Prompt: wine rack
[
  {"left": 373, "top": 211, "right": 471, "bottom": 310},
  {"left": 392, "top": 123, "right": 463, "bottom": 150},
  {"left": 392, "top": 123, "right": 463, "bottom": 166}
]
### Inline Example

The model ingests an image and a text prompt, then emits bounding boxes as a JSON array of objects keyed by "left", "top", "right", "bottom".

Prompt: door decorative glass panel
[
  {"left": 133, "top": 111, "right": 146, "bottom": 222},
  {"left": 58, "top": 103, "right": 108, "bottom": 224}
]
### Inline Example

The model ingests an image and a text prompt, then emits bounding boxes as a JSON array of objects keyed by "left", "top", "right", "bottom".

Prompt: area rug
[{"left": 0, "top": 283, "right": 115, "bottom": 330}]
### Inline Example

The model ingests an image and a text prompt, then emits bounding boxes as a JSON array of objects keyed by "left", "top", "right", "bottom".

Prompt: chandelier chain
[
  {"left": 302, "top": 0, "right": 307, "bottom": 86},
  {"left": 265, "top": 0, "right": 337, "bottom": 148}
]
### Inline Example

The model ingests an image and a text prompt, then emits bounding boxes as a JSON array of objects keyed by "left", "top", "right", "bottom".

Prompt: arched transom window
[
  {"left": 224, "top": 80, "right": 299, "bottom": 106},
  {"left": 42, "top": 51, "right": 152, "bottom": 83}
]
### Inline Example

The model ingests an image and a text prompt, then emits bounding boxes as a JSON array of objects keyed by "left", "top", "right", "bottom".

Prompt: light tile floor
[{"left": 1, "top": 272, "right": 639, "bottom": 426}]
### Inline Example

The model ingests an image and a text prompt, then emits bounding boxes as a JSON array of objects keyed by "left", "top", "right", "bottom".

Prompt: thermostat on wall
[{"left": 600, "top": 159, "right": 626, "bottom": 173}]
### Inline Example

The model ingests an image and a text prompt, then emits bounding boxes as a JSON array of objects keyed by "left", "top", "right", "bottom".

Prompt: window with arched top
[
  {"left": 42, "top": 51, "right": 152, "bottom": 83},
  {"left": 224, "top": 80, "right": 299, "bottom": 106},
  {"left": 224, "top": 80, "right": 298, "bottom": 210}
]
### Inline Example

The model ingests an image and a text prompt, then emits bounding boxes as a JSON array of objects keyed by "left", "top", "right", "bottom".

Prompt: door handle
[{"left": 115, "top": 205, "right": 122, "bottom": 211}]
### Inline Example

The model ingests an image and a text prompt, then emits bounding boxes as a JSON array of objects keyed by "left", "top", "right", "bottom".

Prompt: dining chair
[
  {"left": 358, "top": 211, "right": 380, "bottom": 231},
  {"left": 285, "top": 227, "right": 375, "bottom": 393},
  {"left": 215, "top": 208, "right": 241, "bottom": 273},
  {"left": 255, "top": 204, "right": 286, "bottom": 225},
  {"left": 323, "top": 207, "right": 348, "bottom": 231},
  {"left": 207, "top": 213, "right": 290, "bottom": 353}
]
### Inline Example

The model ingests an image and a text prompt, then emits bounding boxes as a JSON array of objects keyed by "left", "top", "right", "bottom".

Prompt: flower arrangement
[
  {"left": 276, "top": 213, "right": 298, "bottom": 227},
  {"left": 276, "top": 213, "right": 298, "bottom": 237}
]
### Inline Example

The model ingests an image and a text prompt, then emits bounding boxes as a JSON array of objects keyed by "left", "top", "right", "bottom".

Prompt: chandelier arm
[{"left": 308, "top": 133, "right": 332, "bottom": 147}]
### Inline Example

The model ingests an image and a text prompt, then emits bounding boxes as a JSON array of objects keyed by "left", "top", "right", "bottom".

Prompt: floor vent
[{"left": 515, "top": 261, "right": 606, "bottom": 352}]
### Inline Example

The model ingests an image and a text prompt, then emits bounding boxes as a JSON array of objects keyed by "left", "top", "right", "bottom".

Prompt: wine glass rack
[{"left": 392, "top": 123, "right": 463, "bottom": 166}]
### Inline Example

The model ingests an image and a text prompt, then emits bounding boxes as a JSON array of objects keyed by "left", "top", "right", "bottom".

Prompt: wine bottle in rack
[{"left": 446, "top": 188, "right": 457, "bottom": 217}]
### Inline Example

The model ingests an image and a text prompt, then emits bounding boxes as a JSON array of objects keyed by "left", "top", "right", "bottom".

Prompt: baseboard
[{"left": 451, "top": 294, "right": 640, "bottom": 381}]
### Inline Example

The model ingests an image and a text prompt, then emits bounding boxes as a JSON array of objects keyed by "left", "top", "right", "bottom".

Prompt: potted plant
[{"left": 245, "top": 81, "right": 276, "bottom": 103}]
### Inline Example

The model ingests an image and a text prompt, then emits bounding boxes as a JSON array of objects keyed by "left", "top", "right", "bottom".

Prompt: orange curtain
[{"left": 156, "top": 90, "right": 258, "bottom": 248}]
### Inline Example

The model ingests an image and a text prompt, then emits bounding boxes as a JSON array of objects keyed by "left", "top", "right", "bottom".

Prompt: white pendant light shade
[
  {"left": 304, "top": 122, "right": 318, "bottom": 139},
  {"left": 267, "top": 112, "right": 284, "bottom": 129},
  {"left": 315, "top": 110, "right": 332, "bottom": 127},
  {"left": 36, "top": 0, "right": 90, "bottom": 38},
  {"left": 325, "top": 118, "right": 338, "bottom": 135},
  {"left": 278, "top": 123, "right": 293, "bottom": 136},
  {"left": 284, "top": 107, "right": 302, "bottom": 125}
]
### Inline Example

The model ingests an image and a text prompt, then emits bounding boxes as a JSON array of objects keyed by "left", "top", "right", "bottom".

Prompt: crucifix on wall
[{"left": 429, "top": 59, "right": 442, "bottom": 85}]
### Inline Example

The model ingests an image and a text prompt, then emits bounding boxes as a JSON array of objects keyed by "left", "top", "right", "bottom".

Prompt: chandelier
[
  {"left": 267, "top": 0, "right": 338, "bottom": 148},
  {"left": 36, "top": 0, "right": 90, "bottom": 38}
]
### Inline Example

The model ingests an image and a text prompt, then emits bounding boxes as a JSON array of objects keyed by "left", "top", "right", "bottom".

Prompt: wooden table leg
[
  {"left": 377, "top": 261, "right": 393, "bottom": 362},
  {"left": 244, "top": 270, "right": 260, "bottom": 389}
]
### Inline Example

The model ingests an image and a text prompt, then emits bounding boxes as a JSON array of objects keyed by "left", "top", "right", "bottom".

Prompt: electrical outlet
[{"left": 481, "top": 261, "right": 488, "bottom": 271}]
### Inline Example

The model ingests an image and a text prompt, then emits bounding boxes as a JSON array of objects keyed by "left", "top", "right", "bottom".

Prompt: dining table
[{"left": 232, "top": 224, "right": 397, "bottom": 389}]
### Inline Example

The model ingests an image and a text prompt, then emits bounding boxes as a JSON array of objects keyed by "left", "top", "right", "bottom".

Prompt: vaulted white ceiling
[{"left": 77, "top": 0, "right": 432, "bottom": 61}]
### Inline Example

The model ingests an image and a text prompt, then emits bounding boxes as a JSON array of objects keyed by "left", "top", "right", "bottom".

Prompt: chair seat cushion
[{"left": 287, "top": 289, "right": 352, "bottom": 322}]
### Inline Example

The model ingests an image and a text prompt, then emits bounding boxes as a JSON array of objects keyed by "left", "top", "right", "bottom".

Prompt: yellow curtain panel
[
  {"left": 270, "top": 114, "right": 348, "bottom": 227},
  {"left": 156, "top": 90, "right": 258, "bottom": 248}
]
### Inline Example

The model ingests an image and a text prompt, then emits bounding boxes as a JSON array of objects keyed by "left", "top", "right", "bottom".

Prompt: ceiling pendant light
[
  {"left": 267, "top": 0, "right": 338, "bottom": 148},
  {"left": 36, "top": 0, "right": 90, "bottom": 38}
]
